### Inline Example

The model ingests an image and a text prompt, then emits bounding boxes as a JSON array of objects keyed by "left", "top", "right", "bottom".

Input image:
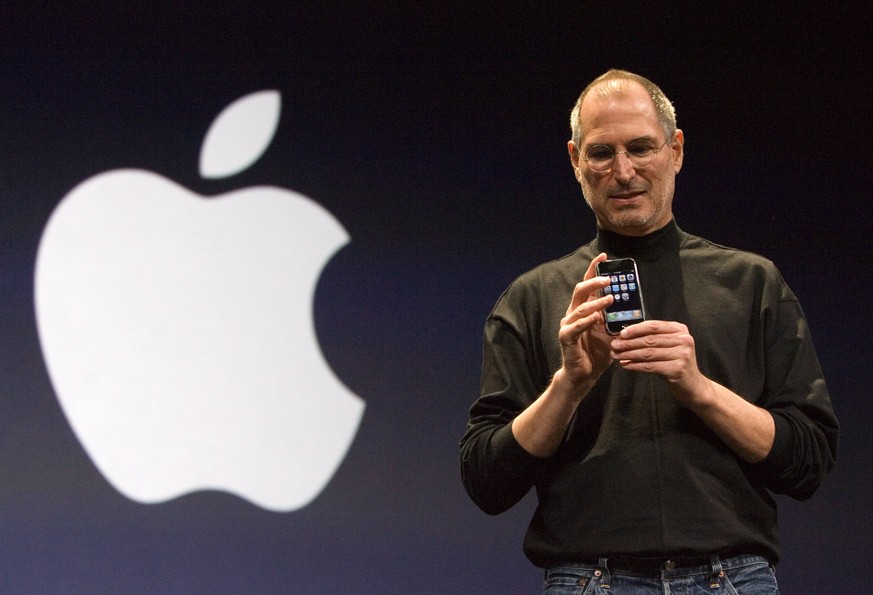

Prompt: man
[{"left": 460, "top": 70, "right": 838, "bottom": 593}]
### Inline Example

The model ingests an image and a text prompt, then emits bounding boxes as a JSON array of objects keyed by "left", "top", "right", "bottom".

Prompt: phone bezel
[{"left": 595, "top": 258, "right": 646, "bottom": 335}]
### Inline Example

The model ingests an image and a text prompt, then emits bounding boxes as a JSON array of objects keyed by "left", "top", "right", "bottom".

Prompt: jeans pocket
[
  {"left": 721, "top": 560, "right": 780, "bottom": 594},
  {"left": 543, "top": 566, "right": 603, "bottom": 594}
]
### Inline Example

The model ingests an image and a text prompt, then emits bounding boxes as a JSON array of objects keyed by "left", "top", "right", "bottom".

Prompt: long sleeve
[
  {"left": 460, "top": 315, "right": 545, "bottom": 515},
  {"left": 744, "top": 283, "right": 839, "bottom": 500}
]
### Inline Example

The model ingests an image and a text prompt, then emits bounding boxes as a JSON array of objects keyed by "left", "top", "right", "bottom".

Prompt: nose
[{"left": 612, "top": 151, "right": 636, "bottom": 182}]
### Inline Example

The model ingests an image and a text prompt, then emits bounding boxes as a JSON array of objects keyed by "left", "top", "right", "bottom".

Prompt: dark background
[{"left": 1, "top": 3, "right": 869, "bottom": 593}]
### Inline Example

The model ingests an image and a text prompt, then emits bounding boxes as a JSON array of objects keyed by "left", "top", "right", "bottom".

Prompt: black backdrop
[{"left": 1, "top": 4, "right": 869, "bottom": 593}]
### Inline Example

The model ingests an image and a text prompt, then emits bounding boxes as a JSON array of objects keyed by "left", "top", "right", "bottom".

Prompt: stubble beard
[{"left": 582, "top": 177, "right": 673, "bottom": 235}]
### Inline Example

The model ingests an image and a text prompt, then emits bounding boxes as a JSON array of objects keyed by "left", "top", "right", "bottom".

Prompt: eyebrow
[{"left": 585, "top": 135, "right": 659, "bottom": 149}]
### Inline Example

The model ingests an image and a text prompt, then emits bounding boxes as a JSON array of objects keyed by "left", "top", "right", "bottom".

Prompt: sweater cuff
[
  {"left": 489, "top": 422, "right": 543, "bottom": 477},
  {"left": 750, "top": 411, "right": 793, "bottom": 475}
]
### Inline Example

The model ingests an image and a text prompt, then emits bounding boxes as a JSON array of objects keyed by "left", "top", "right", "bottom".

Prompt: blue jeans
[{"left": 543, "top": 555, "right": 779, "bottom": 594}]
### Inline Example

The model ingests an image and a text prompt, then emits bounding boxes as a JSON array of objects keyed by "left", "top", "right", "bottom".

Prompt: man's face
[{"left": 568, "top": 82, "right": 684, "bottom": 237}]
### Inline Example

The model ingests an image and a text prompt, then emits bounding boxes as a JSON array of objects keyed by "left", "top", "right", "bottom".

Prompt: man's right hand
[
  {"left": 557, "top": 252, "right": 615, "bottom": 391},
  {"left": 510, "top": 253, "right": 614, "bottom": 457}
]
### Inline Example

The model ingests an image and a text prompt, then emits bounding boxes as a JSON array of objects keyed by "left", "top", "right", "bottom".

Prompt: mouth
[{"left": 609, "top": 189, "right": 646, "bottom": 202}]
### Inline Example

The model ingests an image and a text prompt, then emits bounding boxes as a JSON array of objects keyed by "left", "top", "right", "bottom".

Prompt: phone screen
[{"left": 596, "top": 258, "right": 645, "bottom": 334}]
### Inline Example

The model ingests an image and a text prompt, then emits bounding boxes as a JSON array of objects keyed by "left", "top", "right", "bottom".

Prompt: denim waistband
[{"left": 551, "top": 554, "right": 769, "bottom": 577}]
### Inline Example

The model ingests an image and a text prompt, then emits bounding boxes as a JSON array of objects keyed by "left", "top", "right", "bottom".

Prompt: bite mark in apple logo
[{"left": 34, "top": 90, "right": 365, "bottom": 512}]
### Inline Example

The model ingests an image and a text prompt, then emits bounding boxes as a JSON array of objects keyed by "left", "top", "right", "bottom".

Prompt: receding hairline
[
  {"left": 570, "top": 69, "right": 677, "bottom": 147},
  {"left": 587, "top": 77, "right": 646, "bottom": 104}
]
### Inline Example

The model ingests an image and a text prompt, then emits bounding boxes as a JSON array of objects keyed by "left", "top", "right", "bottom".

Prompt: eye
[
  {"left": 586, "top": 146, "right": 614, "bottom": 161},
  {"left": 627, "top": 142, "right": 656, "bottom": 157}
]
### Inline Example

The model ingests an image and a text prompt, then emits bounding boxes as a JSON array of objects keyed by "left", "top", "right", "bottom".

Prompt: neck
[{"left": 595, "top": 218, "right": 682, "bottom": 260}]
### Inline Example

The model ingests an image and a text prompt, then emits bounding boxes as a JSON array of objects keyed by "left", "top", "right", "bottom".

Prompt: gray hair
[{"left": 570, "top": 69, "right": 677, "bottom": 149}]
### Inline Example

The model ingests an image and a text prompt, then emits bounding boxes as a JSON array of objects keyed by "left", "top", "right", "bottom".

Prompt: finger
[
  {"left": 560, "top": 301, "right": 611, "bottom": 344},
  {"left": 617, "top": 320, "right": 683, "bottom": 339},
  {"left": 565, "top": 254, "right": 610, "bottom": 313},
  {"left": 610, "top": 335, "right": 696, "bottom": 370},
  {"left": 583, "top": 252, "right": 609, "bottom": 281},
  {"left": 616, "top": 355, "right": 689, "bottom": 380},
  {"left": 564, "top": 293, "right": 613, "bottom": 325},
  {"left": 615, "top": 328, "right": 694, "bottom": 359},
  {"left": 559, "top": 315, "right": 600, "bottom": 346},
  {"left": 611, "top": 346, "right": 676, "bottom": 363},
  {"left": 566, "top": 274, "right": 612, "bottom": 314}
]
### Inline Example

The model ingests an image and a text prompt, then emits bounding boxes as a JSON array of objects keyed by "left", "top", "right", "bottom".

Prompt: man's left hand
[
  {"left": 609, "top": 320, "right": 709, "bottom": 405},
  {"left": 609, "top": 319, "right": 776, "bottom": 462}
]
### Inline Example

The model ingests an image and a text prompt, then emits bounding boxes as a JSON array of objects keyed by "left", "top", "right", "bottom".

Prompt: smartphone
[{"left": 595, "top": 258, "right": 646, "bottom": 335}]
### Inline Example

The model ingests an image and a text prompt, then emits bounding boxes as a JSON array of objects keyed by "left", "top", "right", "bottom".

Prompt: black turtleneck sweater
[{"left": 460, "top": 220, "right": 838, "bottom": 567}]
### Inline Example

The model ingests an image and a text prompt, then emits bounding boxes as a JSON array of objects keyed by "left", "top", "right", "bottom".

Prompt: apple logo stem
[{"left": 34, "top": 90, "right": 365, "bottom": 512}]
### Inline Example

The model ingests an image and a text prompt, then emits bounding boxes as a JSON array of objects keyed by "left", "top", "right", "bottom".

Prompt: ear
[
  {"left": 671, "top": 129, "right": 684, "bottom": 173},
  {"left": 568, "top": 140, "right": 583, "bottom": 181}
]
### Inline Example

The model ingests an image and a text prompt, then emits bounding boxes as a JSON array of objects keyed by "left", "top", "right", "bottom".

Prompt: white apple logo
[{"left": 34, "top": 90, "right": 365, "bottom": 512}]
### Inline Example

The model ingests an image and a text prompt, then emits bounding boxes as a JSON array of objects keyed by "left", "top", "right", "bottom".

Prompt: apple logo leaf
[{"left": 199, "top": 90, "right": 281, "bottom": 179}]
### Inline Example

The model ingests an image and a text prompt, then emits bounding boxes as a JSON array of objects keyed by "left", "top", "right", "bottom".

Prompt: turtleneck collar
[{"left": 594, "top": 218, "right": 684, "bottom": 261}]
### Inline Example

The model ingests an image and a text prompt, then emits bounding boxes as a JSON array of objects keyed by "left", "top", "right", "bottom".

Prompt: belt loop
[
  {"left": 597, "top": 558, "right": 611, "bottom": 589},
  {"left": 709, "top": 555, "right": 723, "bottom": 589}
]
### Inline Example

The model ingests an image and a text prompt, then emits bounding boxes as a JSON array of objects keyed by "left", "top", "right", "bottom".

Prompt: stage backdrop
[{"left": 1, "top": 4, "right": 869, "bottom": 593}]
